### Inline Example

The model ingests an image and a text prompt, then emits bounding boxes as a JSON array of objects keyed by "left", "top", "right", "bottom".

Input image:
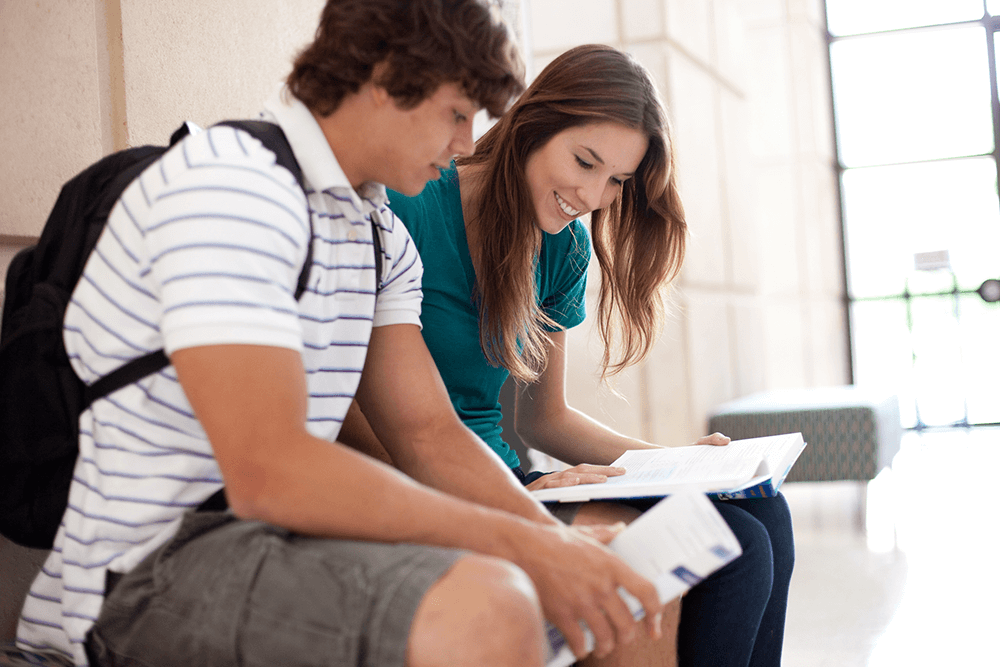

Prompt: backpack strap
[
  {"left": 82, "top": 349, "right": 171, "bottom": 409},
  {"left": 82, "top": 121, "right": 314, "bottom": 411},
  {"left": 216, "top": 120, "right": 313, "bottom": 300},
  {"left": 371, "top": 216, "right": 383, "bottom": 295},
  {"left": 218, "top": 120, "right": 383, "bottom": 296}
]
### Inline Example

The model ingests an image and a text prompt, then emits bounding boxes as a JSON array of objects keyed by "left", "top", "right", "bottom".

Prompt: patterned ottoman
[{"left": 708, "top": 386, "right": 902, "bottom": 483}]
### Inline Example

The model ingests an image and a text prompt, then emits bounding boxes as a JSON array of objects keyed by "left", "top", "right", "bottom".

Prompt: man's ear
[{"left": 369, "top": 61, "right": 392, "bottom": 108}]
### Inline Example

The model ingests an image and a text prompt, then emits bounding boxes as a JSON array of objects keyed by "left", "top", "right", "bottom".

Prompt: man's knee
[
  {"left": 407, "top": 554, "right": 545, "bottom": 667},
  {"left": 572, "top": 501, "right": 642, "bottom": 527}
]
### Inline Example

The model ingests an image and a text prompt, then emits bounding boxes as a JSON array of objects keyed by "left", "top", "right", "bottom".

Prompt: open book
[
  {"left": 544, "top": 490, "right": 742, "bottom": 667},
  {"left": 531, "top": 432, "right": 806, "bottom": 504}
]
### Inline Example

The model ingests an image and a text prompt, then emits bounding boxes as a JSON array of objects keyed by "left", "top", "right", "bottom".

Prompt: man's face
[{"left": 373, "top": 82, "right": 479, "bottom": 196}]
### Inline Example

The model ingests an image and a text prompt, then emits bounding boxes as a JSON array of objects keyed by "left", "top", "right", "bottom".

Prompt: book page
[
  {"left": 532, "top": 447, "right": 755, "bottom": 502},
  {"left": 532, "top": 433, "right": 805, "bottom": 503},
  {"left": 611, "top": 489, "right": 743, "bottom": 601},
  {"left": 718, "top": 433, "right": 807, "bottom": 493},
  {"left": 717, "top": 433, "right": 803, "bottom": 475},
  {"left": 610, "top": 434, "right": 806, "bottom": 489},
  {"left": 612, "top": 446, "right": 763, "bottom": 482}
]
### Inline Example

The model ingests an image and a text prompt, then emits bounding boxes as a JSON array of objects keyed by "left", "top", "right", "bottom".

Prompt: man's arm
[
  {"left": 350, "top": 323, "right": 558, "bottom": 527},
  {"left": 171, "top": 340, "right": 664, "bottom": 658},
  {"left": 339, "top": 399, "right": 395, "bottom": 466},
  {"left": 172, "top": 343, "right": 484, "bottom": 539}
]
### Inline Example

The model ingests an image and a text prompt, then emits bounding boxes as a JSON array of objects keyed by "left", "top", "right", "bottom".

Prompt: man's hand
[
  {"left": 510, "top": 522, "right": 664, "bottom": 659},
  {"left": 524, "top": 464, "right": 625, "bottom": 491}
]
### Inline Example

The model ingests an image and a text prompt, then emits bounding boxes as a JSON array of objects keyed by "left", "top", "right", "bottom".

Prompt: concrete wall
[
  {"left": 0, "top": 0, "right": 324, "bottom": 241},
  {"left": 524, "top": 0, "right": 849, "bottom": 449},
  {"left": 0, "top": 0, "right": 326, "bottom": 642},
  {"left": 0, "top": 0, "right": 847, "bottom": 442},
  {"left": 0, "top": 0, "right": 847, "bottom": 638}
]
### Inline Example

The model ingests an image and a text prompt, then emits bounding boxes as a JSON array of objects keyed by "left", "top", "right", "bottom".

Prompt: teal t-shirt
[{"left": 387, "top": 165, "right": 590, "bottom": 468}]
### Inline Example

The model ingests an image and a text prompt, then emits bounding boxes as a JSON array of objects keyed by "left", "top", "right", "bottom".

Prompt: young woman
[{"left": 344, "top": 44, "right": 794, "bottom": 667}]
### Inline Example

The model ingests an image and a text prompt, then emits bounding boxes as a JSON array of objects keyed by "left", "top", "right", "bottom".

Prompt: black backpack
[{"left": 0, "top": 120, "right": 319, "bottom": 549}]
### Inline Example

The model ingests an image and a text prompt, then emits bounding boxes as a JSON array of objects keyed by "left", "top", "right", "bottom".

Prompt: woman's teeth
[{"left": 555, "top": 192, "right": 581, "bottom": 217}]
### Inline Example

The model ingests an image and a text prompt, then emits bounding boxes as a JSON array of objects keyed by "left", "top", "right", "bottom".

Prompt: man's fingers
[
  {"left": 551, "top": 611, "right": 589, "bottom": 659},
  {"left": 579, "top": 604, "right": 617, "bottom": 658},
  {"left": 646, "top": 608, "right": 664, "bottom": 640},
  {"left": 598, "top": 586, "right": 640, "bottom": 647},
  {"left": 629, "top": 577, "right": 663, "bottom": 637}
]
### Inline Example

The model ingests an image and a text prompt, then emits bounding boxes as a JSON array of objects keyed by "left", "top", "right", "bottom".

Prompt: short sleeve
[{"left": 371, "top": 205, "right": 424, "bottom": 328}]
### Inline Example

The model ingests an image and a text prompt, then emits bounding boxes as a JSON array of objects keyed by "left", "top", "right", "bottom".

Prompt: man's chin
[{"left": 391, "top": 172, "right": 443, "bottom": 197}]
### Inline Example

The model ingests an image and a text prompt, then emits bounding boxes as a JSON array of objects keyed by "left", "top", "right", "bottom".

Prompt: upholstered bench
[
  {"left": 0, "top": 643, "right": 73, "bottom": 666},
  {"left": 707, "top": 386, "right": 902, "bottom": 484}
]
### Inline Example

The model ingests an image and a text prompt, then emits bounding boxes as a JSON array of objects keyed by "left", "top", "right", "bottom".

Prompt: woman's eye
[
  {"left": 575, "top": 155, "right": 593, "bottom": 169},
  {"left": 611, "top": 176, "right": 624, "bottom": 187}
]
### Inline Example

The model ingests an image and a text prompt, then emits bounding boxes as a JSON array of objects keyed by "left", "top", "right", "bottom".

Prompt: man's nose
[{"left": 451, "top": 123, "right": 475, "bottom": 159}]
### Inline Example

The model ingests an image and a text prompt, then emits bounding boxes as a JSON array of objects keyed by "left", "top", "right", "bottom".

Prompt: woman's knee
[
  {"left": 766, "top": 494, "right": 795, "bottom": 585},
  {"left": 727, "top": 494, "right": 795, "bottom": 587},
  {"left": 714, "top": 503, "right": 775, "bottom": 600},
  {"left": 407, "top": 554, "right": 545, "bottom": 667}
]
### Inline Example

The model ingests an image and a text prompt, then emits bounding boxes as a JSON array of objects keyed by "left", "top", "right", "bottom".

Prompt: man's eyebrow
[{"left": 585, "top": 146, "right": 636, "bottom": 177}]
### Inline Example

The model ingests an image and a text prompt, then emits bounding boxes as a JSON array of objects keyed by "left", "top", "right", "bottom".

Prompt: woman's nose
[{"left": 578, "top": 179, "right": 607, "bottom": 212}]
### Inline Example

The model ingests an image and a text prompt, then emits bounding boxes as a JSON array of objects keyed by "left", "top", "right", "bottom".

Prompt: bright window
[{"left": 828, "top": 0, "right": 1000, "bottom": 428}]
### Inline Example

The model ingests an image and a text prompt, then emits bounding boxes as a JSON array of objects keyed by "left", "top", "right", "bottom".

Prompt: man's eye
[{"left": 454, "top": 111, "right": 468, "bottom": 123}]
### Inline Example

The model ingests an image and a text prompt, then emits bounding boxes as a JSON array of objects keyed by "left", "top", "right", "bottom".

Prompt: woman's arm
[{"left": 515, "top": 331, "right": 729, "bottom": 469}]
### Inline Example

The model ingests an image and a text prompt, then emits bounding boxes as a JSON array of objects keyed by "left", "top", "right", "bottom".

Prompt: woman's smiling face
[{"left": 524, "top": 121, "right": 648, "bottom": 235}]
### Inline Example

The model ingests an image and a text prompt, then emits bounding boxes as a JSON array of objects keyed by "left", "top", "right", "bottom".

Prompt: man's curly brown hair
[{"left": 287, "top": 0, "right": 524, "bottom": 118}]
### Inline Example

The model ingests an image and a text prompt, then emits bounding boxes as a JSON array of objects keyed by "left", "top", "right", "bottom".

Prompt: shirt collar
[{"left": 262, "top": 85, "right": 388, "bottom": 212}]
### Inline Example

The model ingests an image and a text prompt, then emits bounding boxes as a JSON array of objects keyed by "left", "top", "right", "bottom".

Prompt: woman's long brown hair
[{"left": 458, "top": 44, "right": 686, "bottom": 382}]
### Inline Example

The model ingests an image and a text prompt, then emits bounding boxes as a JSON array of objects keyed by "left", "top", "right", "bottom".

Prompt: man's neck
[{"left": 312, "top": 88, "right": 377, "bottom": 191}]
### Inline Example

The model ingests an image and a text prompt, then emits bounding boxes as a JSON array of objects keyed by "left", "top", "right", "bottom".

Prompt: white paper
[
  {"left": 544, "top": 491, "right": 741, "bottom": 667},
  {"left": 531, "top": 433, "right": 805, "bottom": 503}
]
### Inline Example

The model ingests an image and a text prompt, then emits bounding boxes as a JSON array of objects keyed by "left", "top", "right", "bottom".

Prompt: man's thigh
[{"left": 86, "top": 512, "right": 464, "bottom": 667}]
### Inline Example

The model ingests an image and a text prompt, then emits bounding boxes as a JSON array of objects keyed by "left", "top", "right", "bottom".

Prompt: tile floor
[{"left": 780, "top": 426, "right": 999, "bottom": 666}]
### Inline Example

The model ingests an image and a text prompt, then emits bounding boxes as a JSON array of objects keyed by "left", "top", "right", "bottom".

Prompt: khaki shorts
[{"left": 86, "top": 512, "right": 464, "bottom": 667}]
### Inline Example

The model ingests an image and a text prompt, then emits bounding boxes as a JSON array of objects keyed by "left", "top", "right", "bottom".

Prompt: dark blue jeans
[{"left": 676, "top": 494, "right": 794, "bottom": 667}]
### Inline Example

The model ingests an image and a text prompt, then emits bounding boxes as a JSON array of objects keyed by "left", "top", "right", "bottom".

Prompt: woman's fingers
[
  {"left": 524, "top": 465, "right": 625, "bottom": 491},
  {"left": 692, "top": 432, "right": 731, "bottom": 446}
]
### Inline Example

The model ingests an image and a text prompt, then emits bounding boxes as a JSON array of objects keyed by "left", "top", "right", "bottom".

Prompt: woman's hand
[
  {"left": 525, "top": 464, "right": 626, "bottom": 491},
  {"left": 688, "top": 432, "right": 731, "bottom": 447}
]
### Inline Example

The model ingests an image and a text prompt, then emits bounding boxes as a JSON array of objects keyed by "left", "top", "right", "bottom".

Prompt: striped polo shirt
[{"left": 17, "top": 88, "right": 424, "bottom": 664}]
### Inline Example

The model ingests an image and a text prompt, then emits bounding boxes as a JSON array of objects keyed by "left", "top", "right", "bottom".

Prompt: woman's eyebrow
[
  {"left": 584, "top": 146, "right": 636, "bottom": 177},
  {"left": 584, "top": 146, "right": 605, "bottom": 165}
]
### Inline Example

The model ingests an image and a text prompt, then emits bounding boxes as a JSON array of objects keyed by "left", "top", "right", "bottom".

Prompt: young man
[{"left": 16, "top": 2, "right": 664, "bottom": 666}]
